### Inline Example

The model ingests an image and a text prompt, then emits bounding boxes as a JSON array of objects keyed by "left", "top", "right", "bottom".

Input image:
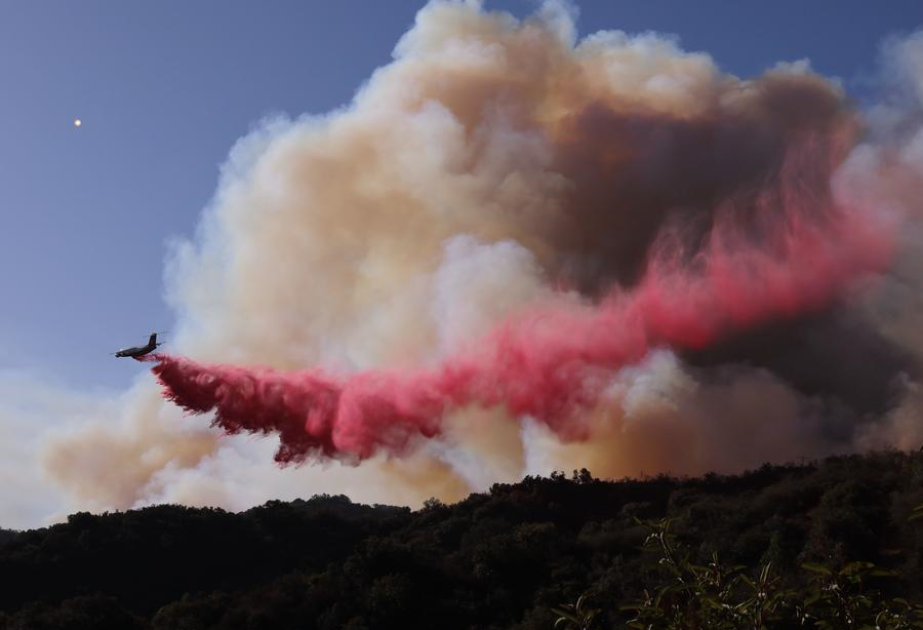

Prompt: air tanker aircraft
[{"left": 113, "top": 333, "right": 163, "bottom": 359}]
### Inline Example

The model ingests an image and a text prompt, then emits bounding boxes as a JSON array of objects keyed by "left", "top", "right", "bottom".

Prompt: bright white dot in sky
[{"left": 73, "top": 119, "right": 82, "bottom": 128}]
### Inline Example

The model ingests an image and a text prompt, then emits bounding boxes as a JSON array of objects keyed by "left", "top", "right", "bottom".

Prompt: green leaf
[
  {"left": 551, "top": 608, "right": 578, "bottom": 623},
  {"left": 802, "top": 563, "right": 833, "bottom": 576},
  {"left": 701, "top": 595, "right": 723, "bottom": 609},
  {"left": 760, "top": 562, "right": 773, "bottom": 582},
  {"left": 841, "top": 561, "right": 875, "bottom": 575}
]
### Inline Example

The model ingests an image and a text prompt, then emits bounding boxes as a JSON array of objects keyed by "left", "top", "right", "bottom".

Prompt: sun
[{"left": 73, "top": 119, "right": 82, "bottom": 128}]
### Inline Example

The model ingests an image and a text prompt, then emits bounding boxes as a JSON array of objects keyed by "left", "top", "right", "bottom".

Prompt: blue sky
[{"left": 1, "top": 0, "right": 922, "bottom": 392}]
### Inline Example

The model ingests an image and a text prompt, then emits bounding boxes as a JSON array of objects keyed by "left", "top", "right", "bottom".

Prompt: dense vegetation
[{"left": 1, "top": 450, "right": 922, "bottom": 629}]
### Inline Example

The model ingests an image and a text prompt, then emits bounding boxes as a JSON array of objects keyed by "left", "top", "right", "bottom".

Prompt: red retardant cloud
[{"left": 149, "top": 151, "right": 896, "bottom": 465}]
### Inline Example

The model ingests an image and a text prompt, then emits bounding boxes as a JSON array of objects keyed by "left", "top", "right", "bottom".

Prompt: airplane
[{"left": 112, "top": 332, "right": 164, "bottom": 359}]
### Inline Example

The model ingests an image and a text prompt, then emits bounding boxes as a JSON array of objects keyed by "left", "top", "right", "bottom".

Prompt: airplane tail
[{"left": 149, "top": 333, "right": 158, "bottom": 347}]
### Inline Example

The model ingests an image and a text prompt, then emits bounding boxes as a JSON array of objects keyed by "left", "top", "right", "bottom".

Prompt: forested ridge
[{"left": 1, "top": 450, "right": 922, "bottom": 629}]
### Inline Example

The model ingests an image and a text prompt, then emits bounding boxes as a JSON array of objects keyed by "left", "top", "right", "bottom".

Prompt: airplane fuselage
[
  {"left": 114, "top": 344, "right": 157, "bottom": 359},
  {"left": 114, "top": 333, "right": 161, "bottom": 359}
]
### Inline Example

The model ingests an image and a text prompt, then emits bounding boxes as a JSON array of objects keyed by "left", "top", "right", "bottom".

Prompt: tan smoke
[
  {"left": 522, "top": 351, "right": 844, "bottom": 479},
  {"left": 40, "top": 0, "right": 923, "bottom": 520},
  {"left": 42, "top": 380, "right": 217, "bottom": 511}
]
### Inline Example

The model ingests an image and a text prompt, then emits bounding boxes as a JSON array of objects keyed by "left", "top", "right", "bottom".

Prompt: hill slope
[{"left": 1, "top": 451, "right": 922, "bottom": 629}]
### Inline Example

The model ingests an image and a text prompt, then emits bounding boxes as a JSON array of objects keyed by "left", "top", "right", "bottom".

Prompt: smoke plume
[
  {"left": 148, "top": 138, "right": 894, "bottom": 463},
  {"left": 42, "top": 1, "right": 923, "bottom": 519}
]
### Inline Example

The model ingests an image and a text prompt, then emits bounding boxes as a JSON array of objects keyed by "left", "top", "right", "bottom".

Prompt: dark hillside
[{"left": 1, "top": 451, "right": 922, "bottom": 629}]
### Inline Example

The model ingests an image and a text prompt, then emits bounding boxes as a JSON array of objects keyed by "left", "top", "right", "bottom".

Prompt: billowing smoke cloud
[
  {"left": 147, "top": 139, "right": 893, "bottom": 462},
  {"left": 38, "top": 1, "right": 923, "bottom": 522}
]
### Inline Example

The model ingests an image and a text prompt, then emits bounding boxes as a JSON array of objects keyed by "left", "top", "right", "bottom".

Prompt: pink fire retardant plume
[{"left": 149, "top": 156, "right": 897, "bottom": 465}]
